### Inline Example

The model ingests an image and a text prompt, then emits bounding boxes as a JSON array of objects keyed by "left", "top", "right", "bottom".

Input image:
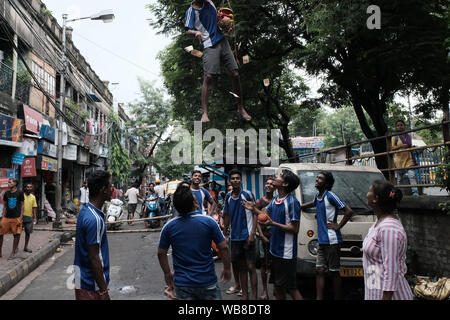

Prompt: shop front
[{"left": 0, "top": 113, "right": 23, "bottom": 216}]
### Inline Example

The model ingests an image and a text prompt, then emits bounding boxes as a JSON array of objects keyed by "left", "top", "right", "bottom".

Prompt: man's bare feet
[
  {"left": 201, "top": 113, "right": 210, "bottom": 123},
  {"left": 238, "top": 108, "right": 252, "bottom": 121}
]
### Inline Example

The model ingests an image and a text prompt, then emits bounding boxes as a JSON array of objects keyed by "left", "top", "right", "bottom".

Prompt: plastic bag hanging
[{"left": 217, "top": 7, "right": 234, "bottom": 36}]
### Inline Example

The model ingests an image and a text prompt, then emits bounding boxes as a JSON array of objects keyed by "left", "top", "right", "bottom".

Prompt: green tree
[
  {"left": 126, "top": 79, "right": 172, "bottom": 181},
  {"left": 108, "top": 112, "right": 131, "bottom": 186},
  {"left": 149, "top": 0, "right": 448, "bottom": 169}
]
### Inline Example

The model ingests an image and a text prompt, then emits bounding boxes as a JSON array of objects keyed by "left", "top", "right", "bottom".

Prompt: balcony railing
[
  {"left": 289, "top": 121, "right": 450, "bottom": 193},
  {"left": 0, "top": 61, "right": 30, "bottom": 104}
]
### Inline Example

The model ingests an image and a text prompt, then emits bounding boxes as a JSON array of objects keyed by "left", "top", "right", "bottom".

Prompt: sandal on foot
[
  {"left": 226, "top": 287, "right": 240, "bottom": 294},
  {"left": 237, "top": 289, "right": 243, "bottom": 296}
]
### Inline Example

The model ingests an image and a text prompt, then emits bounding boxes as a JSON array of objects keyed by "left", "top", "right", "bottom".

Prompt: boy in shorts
[
  {"left": 244, "top": 170, "right": 303, "bottom": 300},
  {"left": 222, "top": 169, "right": 258, "bottom": 300},
  {"left": 301, "top": 171, "right": 354, "bottom": 300},
  {"left": 185, "top": 0, "right": 251, "bottom": 123},
  {"left": 0, "top": 178, "right": 24, "bottom": 260}
]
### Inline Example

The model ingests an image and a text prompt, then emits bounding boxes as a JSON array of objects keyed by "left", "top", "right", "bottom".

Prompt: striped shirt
[
  {"left": 224, "top": 190, "right": 255, "bottom": 241},
  {"left": 362, "top": 217, "right": 413, "bottom": 300},
  {"left": 191, "top": 187, "right": 212, "bottom": 215},
  {"left": 313, "top": 191, "right": 346, "bottom": 245},
  {"left": 266, "top": 194, "right": 301, "bottom": 259},
  {"left": 185, "top": 0, "right": 224, "bottom": 49}
]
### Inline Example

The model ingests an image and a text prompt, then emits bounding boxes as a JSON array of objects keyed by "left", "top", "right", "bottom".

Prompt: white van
[{"left": 275, "top": 163, "right": 385, "bottom": 278}]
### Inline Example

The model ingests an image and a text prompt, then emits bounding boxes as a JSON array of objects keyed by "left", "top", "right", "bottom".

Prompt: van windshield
[{"left": 297, "top": 170, "right": 385, "bottom": 215}]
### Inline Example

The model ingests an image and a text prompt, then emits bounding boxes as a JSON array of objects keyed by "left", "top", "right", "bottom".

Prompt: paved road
[
  {"left": 12, "top": 224, "right": 263, "bottom": 300},
  {"left": 11, "top": 216, "right": 363, "bottom": 300}
]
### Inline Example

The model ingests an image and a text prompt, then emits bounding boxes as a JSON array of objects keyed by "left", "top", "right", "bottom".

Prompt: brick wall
[{"left": 397, "top": 196, "right": 450, "bottom": 277}]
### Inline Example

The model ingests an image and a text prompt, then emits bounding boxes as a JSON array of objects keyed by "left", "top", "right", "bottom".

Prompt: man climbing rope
[{"left": 185, "top": 0, "right": 251, "bottom": 123}]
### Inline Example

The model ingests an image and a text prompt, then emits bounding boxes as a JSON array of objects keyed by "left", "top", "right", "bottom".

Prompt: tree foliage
[
  {"left": 148, "top": 0, "right": 448, "bottom": 170},
  {"left": 126, "top": 79, "right": 172, "bottom": 180},
  {"left": 108, "top": 112, "right": 131, "bottom": 186}
]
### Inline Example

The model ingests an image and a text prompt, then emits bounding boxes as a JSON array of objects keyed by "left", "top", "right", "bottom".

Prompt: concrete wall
[{"left": 397, "top": 195, "right": 450, "bottom": 277}]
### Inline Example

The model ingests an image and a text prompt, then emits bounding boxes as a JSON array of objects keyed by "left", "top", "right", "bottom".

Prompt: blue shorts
[{"left": 175, "top": 283, "right": 222, "bottom": 300}]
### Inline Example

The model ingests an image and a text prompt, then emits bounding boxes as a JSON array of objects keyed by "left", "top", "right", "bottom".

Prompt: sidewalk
[{"left": 0, "top": 218, "right": 76, "bottom": 297}]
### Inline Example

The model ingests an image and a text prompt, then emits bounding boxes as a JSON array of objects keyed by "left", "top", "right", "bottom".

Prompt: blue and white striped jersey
[
  {"left": 224, "top": 189, "right": 255, "bottom": 241},
  {"left": 266, "top": 194, "right": 301, "bottom": 259},
  {"left": 313, "top": 190, "right": 346, "bottom": 245},
  {"left": 185, "top": 0, "right": 225, "bottom": 49}
]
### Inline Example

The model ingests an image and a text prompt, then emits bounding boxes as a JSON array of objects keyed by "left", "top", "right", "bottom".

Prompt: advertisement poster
[
  {"left": 21, "top": 157, "right": 37, "bottom": 177},
  {"left": 19, "top": 137, "right": 38, "bottom": 156}
]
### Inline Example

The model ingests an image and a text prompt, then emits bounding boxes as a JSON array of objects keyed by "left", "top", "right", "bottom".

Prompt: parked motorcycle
[
  {"left": 106, "top": 199, "right": 124, "bottom": 230},
  {"left": 145, "top": 194, "right": 160, "bottom": 228}
]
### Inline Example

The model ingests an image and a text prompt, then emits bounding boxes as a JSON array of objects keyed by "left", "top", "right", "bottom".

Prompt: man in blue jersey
[
  {"left": 244, "top": 170, "right": 304, "bottom": 300},
  {"left": 222, "top": 169, "right": 258, "bottom": 300},
  {"left": 74, "top": 170, "right": 112, "bottom": 300},
  {"left": 301, "top": 171, "right": 354, "bottom": 300},
  {"left": 190, "top": 170, "right": 215, "bottom": 215},
  {"left": 185, "top": 0, "right": 251, "bottom": 123},
  {"left": 157, "top": 183, "right": 231, "bottom": 300}
]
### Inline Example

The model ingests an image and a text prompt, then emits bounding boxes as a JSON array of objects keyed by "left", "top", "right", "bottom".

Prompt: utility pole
[
  {"left": 54, "top": 13, "right": 68, "bottom": 229},
  {"left": 54, "top": 11, "right": 114, "bottom": 229}
]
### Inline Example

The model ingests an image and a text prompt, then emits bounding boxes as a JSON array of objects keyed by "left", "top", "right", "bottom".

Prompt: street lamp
[{"left": 54, "top": 10, "right": 115, "bottom": 229}]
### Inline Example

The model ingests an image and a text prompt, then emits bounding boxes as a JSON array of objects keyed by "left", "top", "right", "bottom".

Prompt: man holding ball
[{"left": 243, "top": 170, "right": 304, "bottom": 300}]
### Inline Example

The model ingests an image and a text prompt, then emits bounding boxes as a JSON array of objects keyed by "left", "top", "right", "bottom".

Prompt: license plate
[{"left": 339, "top": 267, "right": 364, "bottom": 277}]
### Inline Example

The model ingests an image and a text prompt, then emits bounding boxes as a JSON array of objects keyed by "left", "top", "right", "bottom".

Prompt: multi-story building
[{"left": 0, "top": 0, "right": 117, "bottom": 212}]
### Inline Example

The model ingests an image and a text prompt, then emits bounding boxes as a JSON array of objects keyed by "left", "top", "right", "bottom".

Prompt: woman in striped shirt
[{"left": 363, "top": 180, "right": 414, "bottom": 300}]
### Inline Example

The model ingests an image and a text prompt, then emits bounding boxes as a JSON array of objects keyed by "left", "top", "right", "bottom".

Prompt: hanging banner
[
  {"left": 21, "top": 157, "right": 36, "bottom": 177},
  {"left": 22, "top": 105, "right": 43, "bottom": 134},
  {"left": 77, "top": 147, "right": 89, "bottom": 165},
  {"left": 38, "top": 140, "right": 57, "bottom": 158},
  {"left": 39, "top": 124, "right": 56, "bottom": 143},
  {"left": 12, "top": 152, "right": 26, "bottom": 165},
  {"left": 0, "top": 114, "right": 12, "bottom": 141},
  {"left": 291, "top": 136, "right": 325, "bottom": 149},
  {"left": 19, "top": 137, "right": 38, "bottom": 156},
  {"left": 37, "top": 155, "right": 58, "bottom": 172},
  {"left": 63, "top": 144, "right": 78, "bottom": 161}
]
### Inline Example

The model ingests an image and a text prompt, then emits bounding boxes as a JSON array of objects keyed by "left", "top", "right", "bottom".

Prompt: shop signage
[
  {"left": 21, "top": 157, "right": 36, "bottom": 177},
  {"left": 22, "top": 105, "right": 43, "bottom": 134},
  {"left": 7, "top": 170, "right": 15, "bottom": 178},
  {"left": 67, "top": 126, "right": 81, "bottom": 145},
  {"left": 19, "top": 137, "right": 38, "bottom": 156},
  {"left": 99, "top": 144, "right": 108, "bottom": 158},
  {"left": 12, "top": 152, "right": 25, "bottom": 165},
  {"left": 39, "top": 124, "right": 56, "bottom": 143},
  {"left": 63, "top": 144, "right": 78, "bottom": 161},
  {"left": 291, "top": 136, "right": 325, "bottom": 150},
  {"left": 77, "top": 147, "right": 89, "bottom": 165},
  {"left": 38, "top": 155, "right": 58, "bottom": 172},
  {"left": 0, "top": 114, "right": 23, "bottom": 143},
  {"left": 38, "top": 140, "right": 57, "bottom": 158}
]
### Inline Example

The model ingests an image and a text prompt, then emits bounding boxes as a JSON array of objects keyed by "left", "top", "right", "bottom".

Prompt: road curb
[{"left": 0, "top": 231, "right": 75, "bottom": 297}]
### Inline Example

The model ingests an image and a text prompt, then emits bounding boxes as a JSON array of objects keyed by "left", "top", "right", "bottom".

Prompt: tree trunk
[{"left": 279, "top": 125, "right": 298, "bottom": 163}]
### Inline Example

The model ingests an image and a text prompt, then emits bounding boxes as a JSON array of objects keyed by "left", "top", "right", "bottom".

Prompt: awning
[
  {"left": 88, "top": 93, "right": 102, "bottom": 103},
  {"left": 0, "top": 140, "right": 22, "bottom": 147}
]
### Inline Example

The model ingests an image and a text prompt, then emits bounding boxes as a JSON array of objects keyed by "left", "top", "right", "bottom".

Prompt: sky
[{"left": 42, "top": 0, "right": 173, "bottom": 106}]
